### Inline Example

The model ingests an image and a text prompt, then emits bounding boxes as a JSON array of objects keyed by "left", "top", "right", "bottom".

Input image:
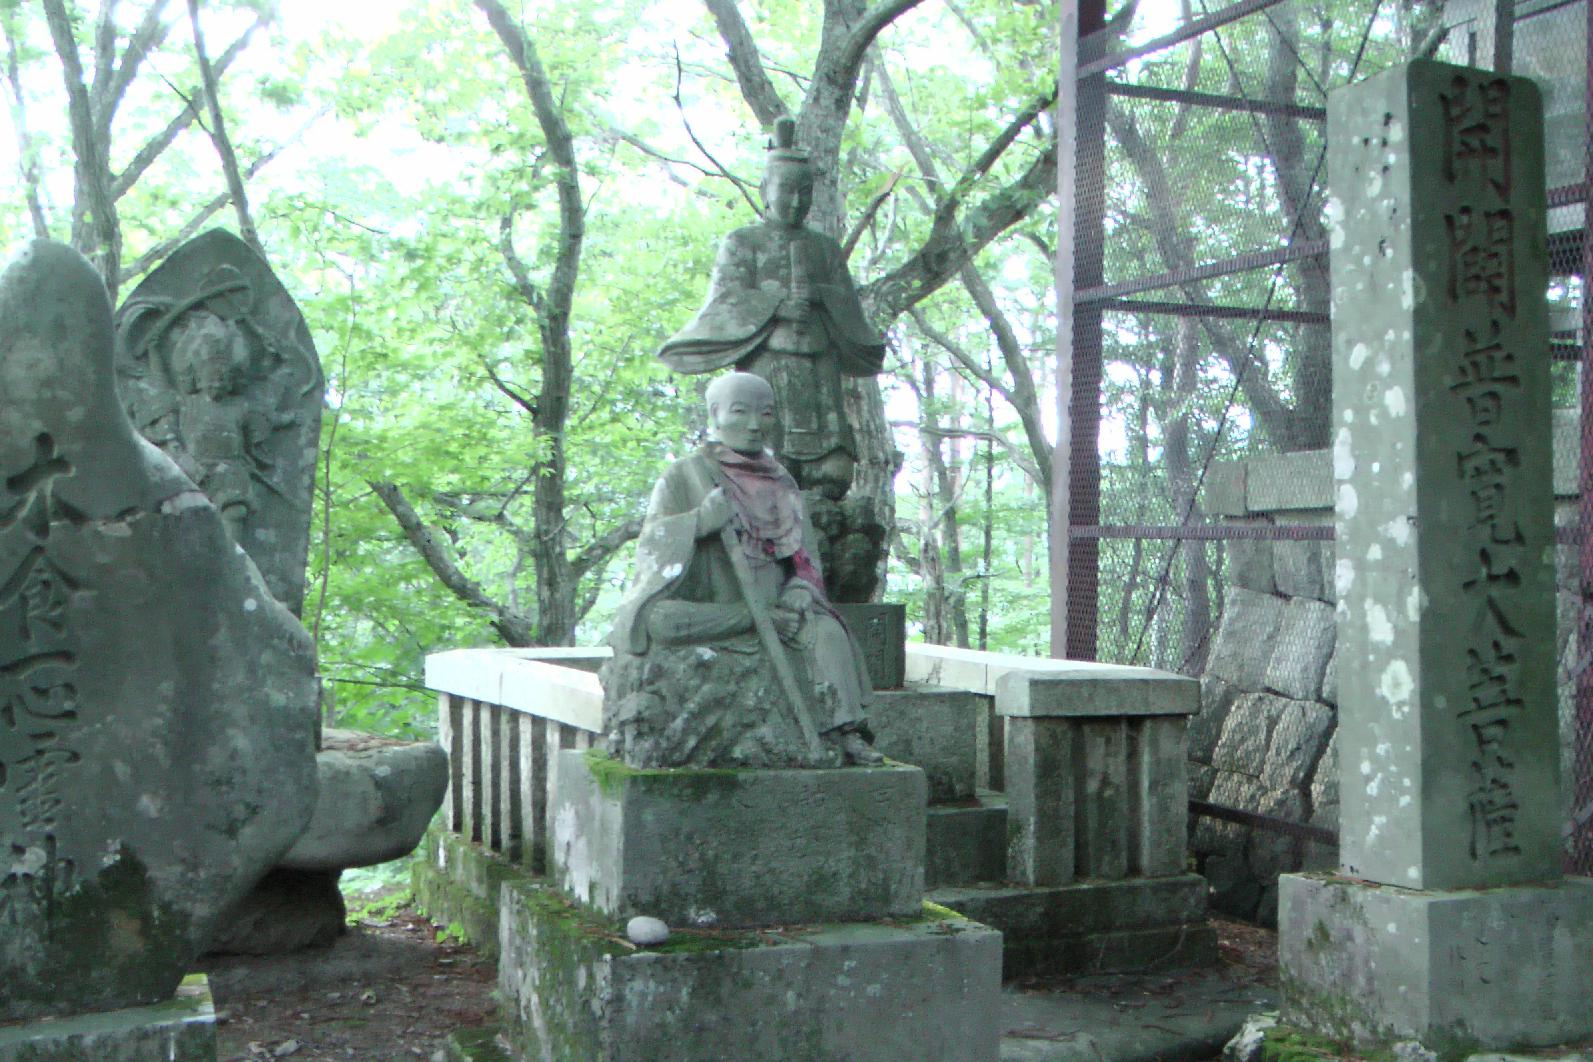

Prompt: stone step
[{"left": 926, "top": 790, "right": 1007, "bottom": 887}]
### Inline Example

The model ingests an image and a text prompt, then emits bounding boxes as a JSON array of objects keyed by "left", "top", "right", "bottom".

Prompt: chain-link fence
[{"left": 1056, "top": 0, "right": 1591, "bottom": 919}]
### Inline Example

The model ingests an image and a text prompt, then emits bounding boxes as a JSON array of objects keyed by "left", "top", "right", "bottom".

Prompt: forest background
[{"left": 0, "top": 0, "right": 1447, "bottom": 741}]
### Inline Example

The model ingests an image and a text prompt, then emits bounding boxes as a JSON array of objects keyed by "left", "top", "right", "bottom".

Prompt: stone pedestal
[
  {"left": 498, "top": 879, "right": 1000, "bottom": 1062},
  {"left": 833, "top": 602, "right": 906, "bottom": 689},
  {"left": 0, "top": 974, "right": 217, "bottom": 1061},
  {"left": 551, "top": 750, "right": 925, "bottom": 926},
  {"left": 924, "top": 663, "right": 1215, "bottom": 976},
  {"left": 1277, "top": 60, "right": 1592, "bottom": 1057}
]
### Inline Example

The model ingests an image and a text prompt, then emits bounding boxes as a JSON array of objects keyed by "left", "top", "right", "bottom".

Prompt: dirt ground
[
  {"left": 200, "top": 904, "right": 1277, "bottom": 1061},
  {"left": 200, "top": 906, "right": 497, "bottom": 1062}
]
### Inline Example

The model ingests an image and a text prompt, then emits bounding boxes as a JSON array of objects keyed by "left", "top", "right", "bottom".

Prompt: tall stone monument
[
  {"left": 0, "top": 241, "right": 319, "bottom": 1054},
  {"left": 1278, "top": 59, "right": 1593, "bottom": 1053}
]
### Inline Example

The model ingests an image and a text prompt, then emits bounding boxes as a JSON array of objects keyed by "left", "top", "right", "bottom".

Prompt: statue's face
[
  {"left": 761, "top": 166, "right": 812, "bottom": 228},
  {"left": 709, "top": 380, "right": 777, "bottom": 454}
]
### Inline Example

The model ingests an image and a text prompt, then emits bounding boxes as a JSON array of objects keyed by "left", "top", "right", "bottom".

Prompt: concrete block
[
  {"left": 926, "top": 792, "right": 1007, "bottom": 887},
  {"left": 1262, "top": 700, "right": 1336, "bottom": 790},
  {"left": 1226, "top": 528, "right": 1278, "bottom": 595},
  {"left": 931, "top": 874, "right": 1215, "bottom": 979},
  {"left": 832, "top": 602, "right": 906, "bottom": 689},
  {"left": 1274, "top": 539, "right": 1328, "bottom": 602},
  {"left": 995, "top": 663, "right": 1198, "bottom": 717},
  {"left": 1280, "top": 874, "right": 1593, "bottom": 1052},
  {"left": 1212, "top": 693, "right": 1291, "bottom": 778},
  {"left": 1263, "top": 598, "right": 1337, "bottom": 702},
  {"left": 1190, "top": 675, "right": 1241, "bottom": 763},
  {"left": 1204, "top": 460, "right": 1249, "bottom": 516},
  {"left": 1206, "top": 589, "right": 1287, "bottom": 691},
  {"left": 498, "top": 879, "right": 1002, "bottom": 1062},
  {"left": 551, "top": 750, "right": 925, "bottom": 927},
  {"left": 868, "top": 683, "right": 979, "bottom": 803},
  {"left": 1245, "top": 450, "right": 1334, "bottom": 512},
  {"left": 0, "top": 975, "right": 216, "bottom": 1061}
]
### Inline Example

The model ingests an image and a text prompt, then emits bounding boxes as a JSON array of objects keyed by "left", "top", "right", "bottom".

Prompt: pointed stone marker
[{"left": 0, "top": 242, "right": 319, "bottom": 1022}]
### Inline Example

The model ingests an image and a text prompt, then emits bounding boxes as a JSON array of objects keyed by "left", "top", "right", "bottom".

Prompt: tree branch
[
  {"left": 569, "top": 518, "right": 644, "bottom": 582},
  {"left": 2, "top": 8, "right": 50, "bottom": 237},
  {"left": 99, "top": 0, "right": 173, "bottom": 141},
  {"left": 370, "top": 481, "right": 535, "bottom": 646},
  {"left": 187, "top": 0, "right": 263, "bottom": 257},
  {"left": 111, "top": 14, "right": 265, "bottom": 200},
  {"left": 832, "top": 0, "right": 928, "bottom": 103},
  {"left": 42, "top": 0, "right": 120, "bottom": 282},
  {"left": 702, "top": 0, "right": 789, "bottom": 126}
]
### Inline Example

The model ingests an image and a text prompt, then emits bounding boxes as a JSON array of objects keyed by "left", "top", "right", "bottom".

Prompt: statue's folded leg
[{"left": 808, "top": 612, "right": 867, "bottom": 731}]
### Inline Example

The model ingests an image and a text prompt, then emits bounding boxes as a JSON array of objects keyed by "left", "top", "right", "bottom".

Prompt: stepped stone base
[
  {"left": 931, "top": 873, "right": 1216, "bottom": 978},
  {"left": 553, "top": 750, "right": 925, "bottom": 926},
  {"left": 1280, "top": 873, "right": 1593, "bottom": 1054},
  {"left": 0, "top": 974, "right": 216, "bottom": 1061},
  {"left": 868, "top": 684, "right": 981, "bottom": 802},
  {"left": 926, "top": 791, "right": 1007, "bottom": 887},
  {"left": 499, "top": 877, "right": 1002, "bottom": 1062},
  {"left": 413, "top": 828, "right": 517, "bottom": 959}
]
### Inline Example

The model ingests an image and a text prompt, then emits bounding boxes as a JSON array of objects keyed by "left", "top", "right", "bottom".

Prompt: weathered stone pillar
[
  {"left": 1279, "top": 59, "right": 1593, "bottom": 1053},
  {"left": 1000, "top": 665, "right": 1198, "bottom": 885}
]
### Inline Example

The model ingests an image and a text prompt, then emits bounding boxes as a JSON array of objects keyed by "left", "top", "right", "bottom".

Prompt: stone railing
[{"left": 425, "top": 647, "right": 608, "bottom": 873}]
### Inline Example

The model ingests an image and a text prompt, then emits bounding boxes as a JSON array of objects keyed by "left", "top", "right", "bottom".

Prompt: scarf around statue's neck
[{"left": 707, "top": 443, "right": 825, "bottom": 595}]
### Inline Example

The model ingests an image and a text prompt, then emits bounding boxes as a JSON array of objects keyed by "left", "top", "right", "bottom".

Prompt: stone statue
[
  {"left": 115, "top": 230, "right": 323, "bottom": 617},
  {"left": 658, "top": 118, "right": 885, "bottom": 502},
  {"left": 601, "top": 372, "right": 882, "bottom": 768}
]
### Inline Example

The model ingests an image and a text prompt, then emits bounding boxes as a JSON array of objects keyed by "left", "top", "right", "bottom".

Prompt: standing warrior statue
[{"left": 658, "top": 118, "right": 885, "bottom": 502}]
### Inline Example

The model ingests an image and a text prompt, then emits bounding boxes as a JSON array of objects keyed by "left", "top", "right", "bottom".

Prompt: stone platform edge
[{"left": 0, "top": 973, "right": 216, "bottom": 1062}]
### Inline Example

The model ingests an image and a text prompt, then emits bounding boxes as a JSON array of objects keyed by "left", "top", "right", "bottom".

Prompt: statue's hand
[
  {"left": 778, "top": 583, "right": 814, "bottom": 615},
  {"left": 775, "top": 296, "right": 808, "bottom": 321},
  {"left": 695, "top": 487, "right": 735, "bottom": 538},
  {"left": 770, "top": 605, "right": 804, "bottom": 644}
]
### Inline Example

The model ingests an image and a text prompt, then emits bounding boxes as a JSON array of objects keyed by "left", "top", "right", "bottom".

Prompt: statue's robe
[
  {"left": 604, "top": 446, "right": 871, "bottom": 766},
  {"left": 657, "top": 225, "right": 885, "bottom": 464}
]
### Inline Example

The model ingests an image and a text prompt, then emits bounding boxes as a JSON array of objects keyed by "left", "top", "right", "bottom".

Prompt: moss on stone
[
  {"left": 583, "top": 748, "right": 747, "bottom": 799},
  {"left": 919, "top": 900, "right": 963, "bottom": 922}
]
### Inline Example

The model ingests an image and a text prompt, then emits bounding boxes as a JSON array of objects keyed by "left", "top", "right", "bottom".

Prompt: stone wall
[{"left": 1192, "top": 411, "right": 1582, "bottom": 924}]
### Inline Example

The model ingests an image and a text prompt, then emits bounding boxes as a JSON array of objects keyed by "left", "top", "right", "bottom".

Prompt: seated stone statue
[{"left": 601, "top": 372, "right": 881, "bottom": 768}]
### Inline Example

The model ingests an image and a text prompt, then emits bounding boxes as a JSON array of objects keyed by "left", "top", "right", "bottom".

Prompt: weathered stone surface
[
  {"left": 925, "top": 793, "right": 1007, "bottom": 887},
  {"left": 1211, "top": 694, "right": 1290, "bottom": 777},
  {"left": 1273, "top": 539, "right": 1328, "bottom": 602},
  {"left": 930, "top": 874, "right": 1215, "bottom": 979},
  {"left": 1205, "top": 589, "right": 1286, "bottom": 692},
  {"left": 0, "top": 242, "right": 319, "bottom": 1021},
  {"left": 1225, "top": 523, "right": 1277, "bottom": 596},
  {"left": 1005, "top": 714, "right": 1192, "bottom": 885},
  {"left": 1280, "top": 873, "right": 1593, "bottom": 1051},
  {"left": 204, "top": 868, "right": 344, "bottom": 956},
  {"left": 831, "top": 602, "right": 905, "bottom": 689},
  {"left": 499, "top": 879, "right": 1001, "bottom": 1062},
  {"left": 1263, "top": 598, "right": 1336, "bottom": 702},
  {"left": 1262, "top": 701, "right": 1335, "bottom": 790},
  {"left": 277, "top": 729, "right": 448, "bottom": 872},
  {"left": 115, "top": 230, "right": 322, "bottom": 617},
  {"left": 1195, "top": 772, "right": 1267, "bottom": 851},
  {"left": 1245, "top": 451, "right": 1333, "bottom": 512},
  {"left": 0, "top": 973, "right": 216, "bottom": 1061},
  {"left": 1190, "top": 675, "right": 1241, "bottom": 763},
  {"left": 1308, "top": 729, "right": 1340, "bottom": 816},
  {"left": 996, "top": 661, "right": 1199, "bottom": 717},
  {"left": 1320, "top": 642, "right": 1338, "bottom": 706},
  {"left": 552, "top": 749, "right": 925, "bottom": 926},
  {"left": 1329, "top": 61, "right": 1557, "bottom": 891},
  {"left": 1203, "top": 460, "right": 1248, "bottom": 517},
  {"left": 867, "top": 683, "right": 979, "bottom": 802}
]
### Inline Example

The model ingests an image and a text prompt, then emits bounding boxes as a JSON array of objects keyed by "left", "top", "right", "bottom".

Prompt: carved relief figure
[
  {"left": 115, "top": 230, "right": 323, "bottom": 615},
  {"left": 601, "top": 372, "right": 881, "bottom": 768}
]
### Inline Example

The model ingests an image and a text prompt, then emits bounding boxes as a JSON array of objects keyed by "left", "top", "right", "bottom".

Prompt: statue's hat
[{"left": 766, "top": 117, "right": 810, "bottom": 169}]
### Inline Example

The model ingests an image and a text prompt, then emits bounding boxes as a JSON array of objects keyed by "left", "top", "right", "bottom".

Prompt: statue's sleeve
[
  {"left": 607, "top": 469, "right": 702, "bottom": 655},
  {"left": 656, "top": 231, "right": 781, "bottom": 373},
  {"left": 813, "top": 235, "right": 886, "bottom": 376}
]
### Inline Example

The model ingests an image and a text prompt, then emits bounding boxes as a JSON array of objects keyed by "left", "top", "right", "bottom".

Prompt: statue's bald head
[
  {"left": 705, "top": 371, "right": 773, "bottom": 414},
  {"left": 705, "top": 372, "right": 777, "bottom": 454}
]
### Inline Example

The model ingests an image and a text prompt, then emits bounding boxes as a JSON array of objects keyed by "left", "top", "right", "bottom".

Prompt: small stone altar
[
  {"left": 0, "top": 241, "right": 320, "bottom": 1055},
  {"left": 1276, "top": 59, "right": 1593, "bottom": 1056}
]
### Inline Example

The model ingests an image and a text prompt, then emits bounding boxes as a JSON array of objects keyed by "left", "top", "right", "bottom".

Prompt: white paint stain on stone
[
  {"left": 662, "top": 563, "right": 683, "bottom": 580},
  {"left": 1349, "top": 342, "right": 1370, "bottom": 370},
  {"left": 1401, "top": 269, "right": 1416, "bottom": 310},
  {"left": 1326, "top": 196, "right": 1346, "bottom": 248},
  {"left": 1338, "top": 484, "right": 1359, "bottom": 520},
  {"left": 1383, "top": 386, "right": 1406, "bottom": 416},
  {"left": 1368, "top": 814, "right": 1387, "bottom": 844},
  {"left": 1379, "top": 659, "right": 1414, "bottom": 715},
  {"left": 243, "top": 598, "right": 258, "bottom": 613},
  {"left": 1407, "top": 866, "right": 1420, "bottom": 881},
  {"left": 1367, "top": 544, "right": 1383, "bottom": 561},
  {"left": 1405, "top": 586, "right": 1423, "bottom": 621},
  {"left": 1335, "top": 558, "right": 1356, "bottom": 597},
  {"left": 1401, "top": 472, "right": 1413, "bottom": 489},
  {"left": 1333, "top": 427, "right": 1355, "bottom": 480},
  {"left": 1383, "top": 518, "right": 1411, "bottom": 547}
]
